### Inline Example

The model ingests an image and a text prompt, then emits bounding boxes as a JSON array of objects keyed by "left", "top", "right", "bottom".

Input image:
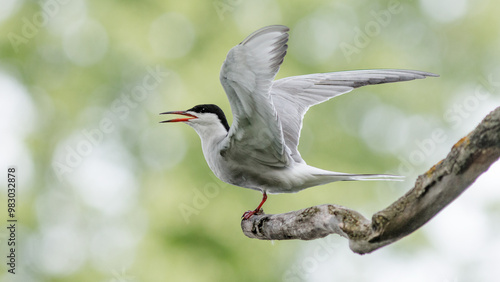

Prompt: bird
[{"left": 160, "top": 25, "right": 438, "bottom": 220}]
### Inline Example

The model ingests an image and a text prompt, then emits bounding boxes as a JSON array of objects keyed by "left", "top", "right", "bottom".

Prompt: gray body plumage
[{"left": 163, "top": 25, "right": 437, "bottom": 195}]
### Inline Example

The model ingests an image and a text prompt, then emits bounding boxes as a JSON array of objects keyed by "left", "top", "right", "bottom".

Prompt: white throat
[{"left": 188, "top": 116, "right": 228, "bottom": 153}]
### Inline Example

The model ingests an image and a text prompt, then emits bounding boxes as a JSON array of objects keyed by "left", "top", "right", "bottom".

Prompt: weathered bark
[{"left": 241, "top": 106, "right": 500, "bottom": 254}]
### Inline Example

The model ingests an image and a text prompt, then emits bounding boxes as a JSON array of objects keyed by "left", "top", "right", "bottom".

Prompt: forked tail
[
  {"left": 331, "top": 173, "right": 405, "bottom": 181},
  {"left": 308, "top": 166, "right": 404, "bottom": 186},
  {"left": 293, "top": 165, "right": 404, "bottom": 192}
]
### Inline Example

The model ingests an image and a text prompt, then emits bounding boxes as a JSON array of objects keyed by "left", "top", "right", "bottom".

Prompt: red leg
[{"left": 242, "top": 192, "right": 267, "bottom": 220}]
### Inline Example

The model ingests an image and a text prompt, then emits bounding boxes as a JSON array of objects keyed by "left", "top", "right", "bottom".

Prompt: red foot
[
  {"left": 242, "top": 209, "right": 259, "bottom": 220},
  {"left": 242, "top": 192, "right": 268, "bottom": 220}
]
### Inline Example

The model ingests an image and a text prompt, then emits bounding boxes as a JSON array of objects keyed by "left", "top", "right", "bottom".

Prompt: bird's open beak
[{"left": 159, "top": 111, "right": 198, "bottom": 123}]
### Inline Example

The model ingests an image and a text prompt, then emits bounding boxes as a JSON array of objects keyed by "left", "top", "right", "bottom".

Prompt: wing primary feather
[
  {"left": 271, "top": 69, "right": 438, "bottom": 162},
  {"left": 219, "top": 25, "right": 292, "bottom": 167}
]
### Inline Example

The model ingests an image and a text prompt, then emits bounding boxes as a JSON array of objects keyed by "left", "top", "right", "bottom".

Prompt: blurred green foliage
[{"left": 1, "top": 0, "right": 500, "bottom": 281}]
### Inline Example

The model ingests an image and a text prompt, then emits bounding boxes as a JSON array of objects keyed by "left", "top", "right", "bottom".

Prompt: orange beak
[{"left": 160, "top": 111, "right": 197, "bottom": 123}]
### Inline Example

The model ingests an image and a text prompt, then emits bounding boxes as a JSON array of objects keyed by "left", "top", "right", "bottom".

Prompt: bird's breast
[
  {"left": 208, "top": 155, "right": 303, "bottom": 192},
  {"left": 202, "top": 142, "right": 312, "bottom": 193}
]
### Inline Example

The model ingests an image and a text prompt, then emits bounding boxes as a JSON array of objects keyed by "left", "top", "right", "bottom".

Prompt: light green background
[{"left": 1, "top": 0, "right": 500, "bottom": 281}]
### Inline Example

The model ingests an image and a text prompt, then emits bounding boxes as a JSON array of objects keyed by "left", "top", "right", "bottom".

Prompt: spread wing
[
  {"left": 271, "top": 70, "right": 439, "bottom": 162},
  {"left": 219, "top": 25, "right": 291, "bottom": 167}
]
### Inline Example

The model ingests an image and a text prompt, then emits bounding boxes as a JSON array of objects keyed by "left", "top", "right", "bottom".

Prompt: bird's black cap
[{"left": 188, "top": 104, "right": 230, "bottom": 131}]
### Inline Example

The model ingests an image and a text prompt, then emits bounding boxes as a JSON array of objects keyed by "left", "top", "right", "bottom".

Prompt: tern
[{"left": 161, "top": 25, "right": 437, "bottom": 219}]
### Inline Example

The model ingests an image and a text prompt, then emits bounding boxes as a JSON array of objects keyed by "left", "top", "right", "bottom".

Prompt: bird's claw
[
  {"left": 242, "top": 208, "right": 263, "bottom": 220},
  {"left": 242, "top": 210, "right": 255, "bottom": 220}
]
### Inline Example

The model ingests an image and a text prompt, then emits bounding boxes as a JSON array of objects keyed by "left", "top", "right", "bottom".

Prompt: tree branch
[{"left": 241, "top": 106, "right": 500, "bottom": 254}]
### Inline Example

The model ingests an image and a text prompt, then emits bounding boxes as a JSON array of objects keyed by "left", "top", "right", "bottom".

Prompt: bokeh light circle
[
  {"left": 63, "top": 19, "right": 109, "bottom": 66},
  {"left": 149, "top": 13, "right": 195, "bottom": 59}
]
